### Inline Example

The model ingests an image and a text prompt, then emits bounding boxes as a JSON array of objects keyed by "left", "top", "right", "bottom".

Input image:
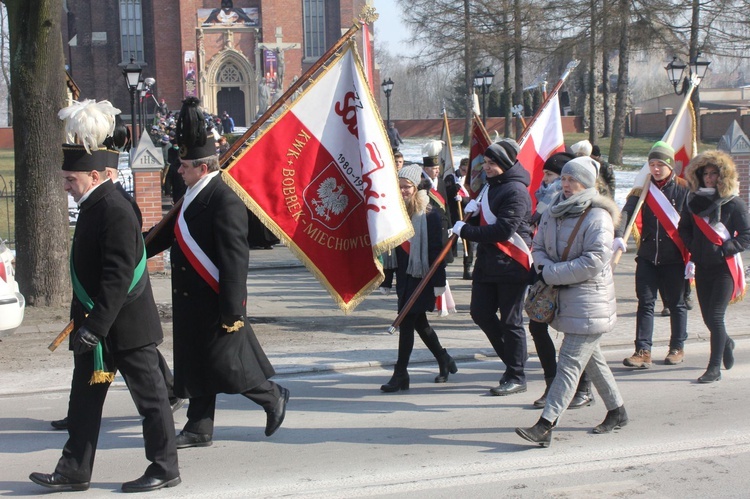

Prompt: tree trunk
[
  {"left": 588, "top": 0, "right": 597, "bottom": 144},
  {"left": 689, "top": 0, "right": 701, "bottom": 142},
  {"left": 462, "top": 0, "right": 472, "bottom": 146},
  {"left": 513, "top": 0, "right": 523, "bottom": 137},
  {"left": 609, "top": 0, "right": 629, "bottom": 166},
  {"left": 6, "top": 0, "right": 69, "bottom": 306},
  {"left": 601, "top": 0, "right": 611, "bottom": 138}
]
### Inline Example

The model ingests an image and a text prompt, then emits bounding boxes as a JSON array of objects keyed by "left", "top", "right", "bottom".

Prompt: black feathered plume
[
  {"left": 103, "top": 115, "right": 131, "bottom": 152},
  {"left": 176, "top": 97, "right": 208, "bottom": 150}
]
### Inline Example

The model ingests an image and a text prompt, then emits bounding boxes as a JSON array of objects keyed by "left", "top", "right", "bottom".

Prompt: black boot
[
  {"left": 724, "top": 337, "right": 735, "bottom": 370},
  {"left": 380, "top": 369, "right": 410, "bottom": 393},
  {"left": 533, "top": 377, "right": 554, "bottom": 408},
  {"left": 698, "top": 365, "right": 721, "bottom": 383},
  {"left": 463, "top": 256, "right": 472, "bottom": 280},
  {"left": 435, "top": 349, "right": 458, "bottom": 383},
  {"left": 515, "top": 417, "right": 553, "bottom": 447},
  {"left": 592, "top": 405, "right": 628, "bottom": 434}
]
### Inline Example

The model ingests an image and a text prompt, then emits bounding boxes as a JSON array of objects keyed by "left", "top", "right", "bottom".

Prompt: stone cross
[{"left": 258, "top": 27, "right": 299, "bottom": 91}]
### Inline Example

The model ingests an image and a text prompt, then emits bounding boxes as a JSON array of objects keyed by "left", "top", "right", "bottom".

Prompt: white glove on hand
[
  {"left": 434, "top": 287, "right": 446, "bottom": 296},
  {"left": 685, "top": 261, "right": 696, "bottom": 279},
  {"left": 454, "top": 194, "right": 463, "bottom": 202},
  {"left": 379, "top": 287, "right": 392, "bottom": 296},
  {"left": 612, "top": 237, "right": 627, "bottom": 253},
  {"left": 464, "top": 199, "right": 479, "bottom": 214},
  {"left": 452, "top": 221, "right": 466, "bottom": 236},
  {"left": 447, "top": 228, "right": 453, "bottom": 238}
]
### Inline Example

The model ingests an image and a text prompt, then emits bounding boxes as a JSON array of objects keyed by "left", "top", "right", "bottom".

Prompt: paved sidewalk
[{"left": 3, "top": 244, "right": 748, "bottom": 397}]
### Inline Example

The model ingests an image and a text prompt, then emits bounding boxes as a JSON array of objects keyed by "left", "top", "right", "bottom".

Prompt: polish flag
[
  {"left": 515, "top": 95, "right": 566, "bottom": 209},
  {"left": 361, "top": 22, "right": 374, "bottom": 93},
  {"left": 465, "top": 115, "right": 492, "bottom": 199},
  {"left": 224, "top": 45, "right": 413, "bottom": 312}
]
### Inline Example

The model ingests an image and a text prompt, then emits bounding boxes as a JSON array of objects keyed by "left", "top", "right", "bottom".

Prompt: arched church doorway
[{"left": 217, "top": 87, "right": 246, "bottom": 127}]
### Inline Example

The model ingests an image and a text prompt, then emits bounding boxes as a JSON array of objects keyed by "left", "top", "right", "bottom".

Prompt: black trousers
[
  {"left": 634, "top": 258, "right": 688, "bottom": 351},
  {"left": 470, "top": 280, "right": 527, "bottom": 383},
  {"left": 183, "top": 380, "right": 282, "bottom": 435},
  {"left": 56, "top": 344, "right": 179, "bottom": 482},
  {"left": 695, "top": 263, "right": 734, "bottom": 368}
]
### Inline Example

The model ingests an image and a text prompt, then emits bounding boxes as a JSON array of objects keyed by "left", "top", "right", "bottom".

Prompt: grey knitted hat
[
  {"left": 561, "top": 156, "right": 599, "bottom": 189},
  {"left": 398, "top": 164, "right": 424, "bottom": 188}
]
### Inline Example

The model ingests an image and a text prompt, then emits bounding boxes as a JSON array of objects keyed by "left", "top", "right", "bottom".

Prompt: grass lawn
[{"left": 563, "top": 132, "right": 718, "bottom": 162}]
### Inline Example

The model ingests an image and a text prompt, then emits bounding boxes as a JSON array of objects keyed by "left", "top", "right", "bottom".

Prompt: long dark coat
[
  {"left": 148, "top": 174, "right": 275, "bottom": 399},
  {"left": 70, "top": 180, "right": 162, "bottom": 352},
  {"left": 383, "top": 209, "right": 446, "bottom": 314}
]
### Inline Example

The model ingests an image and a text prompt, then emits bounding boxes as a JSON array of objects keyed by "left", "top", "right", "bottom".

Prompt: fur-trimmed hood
[
  {"left": 591, "top": 193, "right": 621, "bottom": 228},
  {"left": 684, "top": 150, "right": 739, "bottom": 198}
]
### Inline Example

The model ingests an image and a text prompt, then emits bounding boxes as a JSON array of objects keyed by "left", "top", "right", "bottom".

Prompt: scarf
[
  {"left": 688, "top": 187, "right": 735, "bottom": 224},
  {"left": 405, "top": 210, "right": 430, "bottom": 278},
  {"left": 534, "top": 179, "right": 562, "bottom": 216},
  {"left": 549, "top": 188, "right": 598, "bottom": 219}
]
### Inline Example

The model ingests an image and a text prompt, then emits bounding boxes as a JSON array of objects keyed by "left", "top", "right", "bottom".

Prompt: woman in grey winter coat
[{"left": 516, "top": 156, "right": 627, "bottom": 447}]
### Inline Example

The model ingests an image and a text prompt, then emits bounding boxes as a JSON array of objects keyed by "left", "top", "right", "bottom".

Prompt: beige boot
[{"left": 623, "top": 349, "right": 651, "bottom": 368}]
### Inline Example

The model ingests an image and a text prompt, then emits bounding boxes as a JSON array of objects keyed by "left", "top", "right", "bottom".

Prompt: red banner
[{"left": 223, "top": 45, "right": 412, "bottom": 312}]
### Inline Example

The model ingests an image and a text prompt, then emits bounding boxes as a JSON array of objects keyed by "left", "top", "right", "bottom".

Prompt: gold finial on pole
[{"left": 359, "top": 5, "right": 379, "bottom": 25}]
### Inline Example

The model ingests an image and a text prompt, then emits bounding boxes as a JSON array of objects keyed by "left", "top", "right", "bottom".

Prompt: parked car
[{"left": 0, "top": 241, "right": 24, "bottom": 337}]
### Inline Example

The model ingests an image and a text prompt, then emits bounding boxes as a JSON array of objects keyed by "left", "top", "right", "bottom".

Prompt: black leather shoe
[
  {"left": 489, "top": 380, "right": 527, "bottom": 396},
  {"left": 122, "top": 474, "right": 181, "bottom": 493},
  {"left": 29, "top": 472, "right": 90, "bottom": 491},
  {"left": 381, "top": 371, "right": 410, "bottom": 392},
  {"left": 568, "top": 390, "right": 595, "bottom": 409},
  {"left": 724, "top": 338, "right": 735, "bottom": 370},
  {"left": 593, "top": 405, "right": 628, "bottom": 434},
  {"left": 265, "top": 386, "right": 290, "bottom": 437},
  {"left": 170, "top": 398, "right": 186, "bottom": 413},
  {"left": 50, "top": 417, "right": 68, "bottom": 430},
  {"left": 515, "top": 418, "right": 553, "bottom": 447},
  {"left": 698, "top": 366, "right": 721, "bottom": 383},
  {"left": 175, "top": 430, "right": 213, "bottom": 449}
]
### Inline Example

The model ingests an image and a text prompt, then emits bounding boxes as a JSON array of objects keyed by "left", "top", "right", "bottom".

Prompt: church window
[
  {"left": 303, "top": 0, "right": 326, "bottom": 59},
  {"left": 119, "top": 0, "right": 144, "bottom": 62},
  {"left": 218, "top": 62, "right": 243, "bottom": 84}
]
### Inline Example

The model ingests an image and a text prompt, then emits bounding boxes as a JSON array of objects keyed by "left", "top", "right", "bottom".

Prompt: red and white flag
[
  {"left": 440, "top": 109, "right": 455, "bottom": 179},
  {"left": 361, "top": 22, "right": 374, "bottom": 94},
  {"left": 224, "top": 44, "right": 413, "bottom": 312},
  {"left": 635, "top": 98, "right": 697, "bottom": 186},
  {"left": 466, "top": 115, "right": 492, "bottom": 199},
  {"left": 515, "top": 95, "right": 566, "bottom": 209}
]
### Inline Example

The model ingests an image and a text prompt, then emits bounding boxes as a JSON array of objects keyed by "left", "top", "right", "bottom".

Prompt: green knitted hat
[{"left": 648, "top": 141, "right": 675, "bottom": 169}]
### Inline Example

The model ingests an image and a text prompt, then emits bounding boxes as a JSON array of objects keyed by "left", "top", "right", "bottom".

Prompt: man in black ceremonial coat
[
  {"left": 147, "top": 97, "right": 289, "bottom": 449},
  {"left": 30, "top": 139, "right": 180, "bottom": 493}
]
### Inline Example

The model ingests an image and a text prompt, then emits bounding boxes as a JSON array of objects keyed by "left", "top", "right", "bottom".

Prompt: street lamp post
[
  {"left": 665, "top": 52, "right": 710, "bottom": 140},
  {"left": 381, "top": 78, "right": 394, "bottom": 124},
  {"left": 122, "top": 57, "right": 142, "bottom": 165},
  {"left": 473, "top": 67, "right": 494, "bottom": 125},
  {"left": 136, "top": 78, "right": 144, "bottom": 139}
]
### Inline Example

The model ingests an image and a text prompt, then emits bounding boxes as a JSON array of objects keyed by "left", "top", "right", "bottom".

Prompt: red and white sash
[
  {"left": 175, "top": 172, "right": 220, "bottom": 293},
  {"left": 692, "top": 214, "right": 746, "bottom": 301},
  {"left": 646, "top": 183, "right": 690, "bottom": 264},
  {"left": 428, "top": 187, "right": 446, "bottom": 211},
  {"left": 479, "top": 187, "right": 532, "bottom": 271}
]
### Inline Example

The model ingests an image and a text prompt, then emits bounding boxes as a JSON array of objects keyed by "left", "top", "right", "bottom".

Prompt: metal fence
[{"left": 0, "top": 173, "right": 14, "bottom": 248}]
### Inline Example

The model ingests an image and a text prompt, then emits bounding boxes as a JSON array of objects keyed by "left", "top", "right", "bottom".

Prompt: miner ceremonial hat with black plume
[
  {"left": 58, "top": 99, "right": 121, "bottom": 171},
  {"left": 176, "top": 97, "right": 217, "bottom": 160}
]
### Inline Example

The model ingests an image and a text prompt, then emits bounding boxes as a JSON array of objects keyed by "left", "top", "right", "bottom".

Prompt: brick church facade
[{"left": 63, "top": 0, "right": 373, "bottom": 127}]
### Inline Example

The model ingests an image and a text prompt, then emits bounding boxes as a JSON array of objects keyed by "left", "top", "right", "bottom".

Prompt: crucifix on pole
[{"left": 258, "top": 27, "right": 299, "bottom": 92}]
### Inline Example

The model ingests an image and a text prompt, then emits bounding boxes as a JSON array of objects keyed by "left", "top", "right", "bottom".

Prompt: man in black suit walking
[{"left": 30, "top": 100, "right": 180, "bottom": 493}]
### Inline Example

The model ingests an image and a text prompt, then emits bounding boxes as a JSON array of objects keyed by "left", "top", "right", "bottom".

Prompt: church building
[{"left": 63, "top": 0, "right": 375, "bottom": 127}]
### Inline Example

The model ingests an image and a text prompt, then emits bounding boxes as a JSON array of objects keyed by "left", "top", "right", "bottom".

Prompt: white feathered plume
[
  {"left": 58, "top": 99, "right": 121, "bottom": 154},
  {"left": 422, "top": 139, "right": 444, "bottom": 158}
]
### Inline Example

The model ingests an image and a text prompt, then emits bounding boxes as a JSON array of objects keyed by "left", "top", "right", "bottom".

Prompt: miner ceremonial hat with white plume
[
  {"left": 176, "top": 96, "right": 217, "bottom": 160},
  {"left": 58, "top": 99, "right": 121, "bottom": 171},
  {"left": 422, "top": 139, "right": 444, "bottom": 167}
]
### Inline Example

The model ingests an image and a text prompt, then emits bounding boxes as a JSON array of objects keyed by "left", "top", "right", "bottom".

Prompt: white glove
[
  {"left": 452, "top": 221, "right": 466, "bottom": 236},
  {"left": 685, "top": 261, "right": 695, "bottom": 279},
  {"left": 447, "top": 228, "right": 453, "bottom": 238},
  {"left": 464, "top": 199, "right": 479, "bottom": 214},
  {"left": 612, "top": 237, "right": 627, "bottom": 253},
  {"left": 379, "top": 287, "right": 392, "bottom": 296},
  {"left": 434, "top": 287, "right": 446, "bottom": 296},
  {"left": 454, "top": 194, "right": 463, "bottom": 202}
]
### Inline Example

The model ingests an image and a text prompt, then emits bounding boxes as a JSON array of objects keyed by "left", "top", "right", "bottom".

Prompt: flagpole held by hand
[
  {"left": 612, "top": 173, "right": 651, "bottom": 268},
  {"left": 386, "top": 190, "right": 485, "bottom": 334}
]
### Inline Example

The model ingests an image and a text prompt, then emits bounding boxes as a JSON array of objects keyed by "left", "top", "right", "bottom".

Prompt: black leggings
[
  {"left": 396, "top": 312, "right": 444, "bottom": 371},
  {"left": 695, "top": 263, "right": 734, "bottom": 368},
  {"left": 528, "top": 319, "right": 591, "bottom": 391}
]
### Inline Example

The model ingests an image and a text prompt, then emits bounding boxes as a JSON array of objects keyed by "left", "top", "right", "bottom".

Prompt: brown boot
[
  {"left": 623, "top": 349, "right": 651, "bottom": 368},
  {"left": 664, "top": 348, "right": 684, "bottom": 365}
]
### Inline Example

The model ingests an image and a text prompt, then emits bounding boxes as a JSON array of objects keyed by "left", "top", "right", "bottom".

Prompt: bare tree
[
  {"left": 5, "top": 0, "right": 69, "bottom": 306},
  {"left": 609, "top": 0, "right": 630, "bottom": 165}
]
